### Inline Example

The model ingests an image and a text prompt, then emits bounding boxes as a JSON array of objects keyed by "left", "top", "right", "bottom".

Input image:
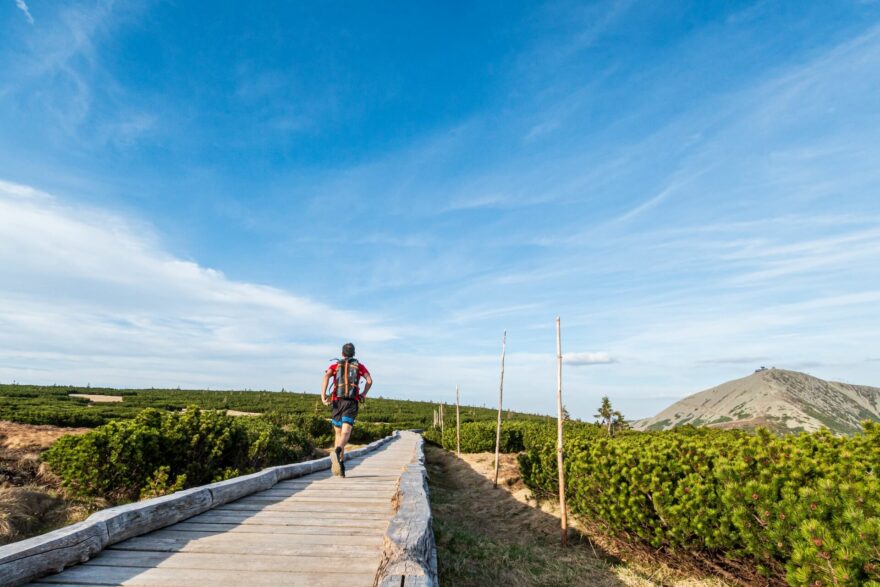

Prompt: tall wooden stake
[
  {"left": 556, "top": 317, "right": 568, "bottom": 547},
  {"left": 456, "top": 385, "right": 461, "bottom": 457},
  {"left": 493, "top": 330, "right": 507, "bottom": 488}
]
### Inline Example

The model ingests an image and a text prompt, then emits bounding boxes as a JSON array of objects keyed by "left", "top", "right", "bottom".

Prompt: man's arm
[
  {"left": 362, "top": 373, "right": 373, "bottom": 396},
  {"left": 320, "top": 372, "right": 332, "bottom": 405}
]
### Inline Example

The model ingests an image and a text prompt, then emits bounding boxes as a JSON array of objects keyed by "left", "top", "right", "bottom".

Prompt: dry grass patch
[{"left": 0, "top": 421, "right": 96, "bottom": 545}]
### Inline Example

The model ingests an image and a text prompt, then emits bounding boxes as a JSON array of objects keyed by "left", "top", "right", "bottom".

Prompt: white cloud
[
  {"left": 564, "top": 351, "right": 616, "bottom": 366},
  {"left": 15, "top": 0, "right": 34, "bottom": 24},
  {"left": 0, "top": 180, "right": 396, "bottom": 390}
]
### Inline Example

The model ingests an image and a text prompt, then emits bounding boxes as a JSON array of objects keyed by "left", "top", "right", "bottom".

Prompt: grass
[
  {"left": 425, "top": 444, "right": 631, "bottom": 586},
  {"left": 0, "top": 422, "right": 98, "bottom": 544}
]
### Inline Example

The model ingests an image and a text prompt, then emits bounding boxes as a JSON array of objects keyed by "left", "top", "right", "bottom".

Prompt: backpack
[{"left": 333, "top": 358, "right": 360, "bottom": 400}]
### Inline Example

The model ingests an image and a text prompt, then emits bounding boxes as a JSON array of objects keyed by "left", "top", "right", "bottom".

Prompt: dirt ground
[
  {"left": 68, "top": 393, "right": 123, "bottom": 403},
  {"left": 225, "top": 410, "right": 261, "bottom": 417},
  {"left": 426, "top": 445, "right": 754, "bottom": 587},
  {"left": 0, "top": 420, "right": 91, "bottom": 451},
  {"left": 0, "top": 421, "right": 95, "bottom": 545}
]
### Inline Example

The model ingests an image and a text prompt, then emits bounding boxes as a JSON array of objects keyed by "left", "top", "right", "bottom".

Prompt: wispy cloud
[
  {"left": 0, "top": 180, "right": 396, "bottom": 389},
  {"left": 612, "top": 167, "right": 711, "bottom": 224},
  {"left": 564, "top": 352, "right": 617, "bottom": 366},
  {"left": 15, "top": 0, "right": 34, "bottom": 24},
  {"left": 696, "top": 356, "right": 769, "bottom": 366},
  {"left": 1, "top": 1, "right": 158, "bottom": 144}
]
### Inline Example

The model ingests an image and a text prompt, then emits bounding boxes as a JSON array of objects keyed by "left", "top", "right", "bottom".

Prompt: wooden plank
[
  {"left": 256, "top": 487, "right": 397, "bottom": 496},
  {"left": 82, "top": 549, "right": 380, "bottom": 573},
  {"left": 376, "top": 433, "right": 438, "bottom": 587},
  {"left": 234, "top": 495, "right": 391, "bottom": 506},
  {"left": 274, "top": 482, "right": 398, "bottom": 490},
  {"left": 238, "top": 485, "right": 396, "bottom": 495},
  {"left": 187, "top": 511, "right": 391, "bottom": 526},
  {"left": 171, "top": 522, "right": 385, "bottom": 535},
  {"left": 93, "top": 488, "right": 214, "bottom": 546},
  {"left": 0, "top": 519, "right": 108, "bottom": 587},
  {"left": 109, "top": 535, "right": 381, "bottom": 556},
  {"left": 215, "top": 502, "right": 392, "bottom": 513},
  {"left": 194, "top": 510, "right": 391, "bottom": 523},
  {"left": 113, "top": 529, "right": 383, "bottom": 549},
  {"left": 32, "top": 567, "right": 375, "bottom": 586},
  {"left": 203, "top": 471, "right": 277, "bottom": 507}
]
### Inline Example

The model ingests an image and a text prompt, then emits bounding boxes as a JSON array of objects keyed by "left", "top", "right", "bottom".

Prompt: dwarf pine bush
[
  {"left": 518, "top": 423, "right": 880, "bottom": 586},
  {"left": 44, "top": 407, "right": 311, "bottom": 502}
]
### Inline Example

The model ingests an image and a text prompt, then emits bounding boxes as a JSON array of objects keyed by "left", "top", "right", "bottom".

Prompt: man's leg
[
  {"left": 339, "top": 422, "right": 353, "bottom": 459},
  {"left": 337, "top": 422, "right": 353, "bottom": 477},
  {"left": 330, "top": 422, "right": 343, "bottom": 476}
]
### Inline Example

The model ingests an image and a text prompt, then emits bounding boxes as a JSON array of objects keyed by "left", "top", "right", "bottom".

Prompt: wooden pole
[
  {"left": 493, "top": 330, "right": 507, "bottom": 488},
  {"left": 556, "top": 317, "right": 568, "bottom": 547},
  {"left": 456, "top": 385, "right": 461, "bottom": 457}
]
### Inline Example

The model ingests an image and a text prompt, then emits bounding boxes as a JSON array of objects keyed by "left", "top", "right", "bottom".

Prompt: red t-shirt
[{"left": 326, "top": 361, "right": 370, "bottom": 394}]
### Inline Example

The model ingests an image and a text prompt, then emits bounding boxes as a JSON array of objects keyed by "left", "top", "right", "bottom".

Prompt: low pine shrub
[
  {"left": 437, "top": 421, "right": 525, "bottom": 453},
  {"left": 350, "top": 422, "right": 394, "bottom": 444},
  {"left": 44, "top": 407, "right": 311, "bottom": 503},
  {"left": 518, "top": 423, "right": 880, "bottom": 586}
]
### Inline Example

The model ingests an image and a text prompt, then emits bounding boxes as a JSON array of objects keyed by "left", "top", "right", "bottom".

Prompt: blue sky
[{"left": 2, "top": 1, "right": 880, "bottom": 420}]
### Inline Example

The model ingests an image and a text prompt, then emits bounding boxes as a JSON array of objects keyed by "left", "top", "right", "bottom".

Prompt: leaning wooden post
[
  {"left": 556, "top": 317, "right": 568, "bottom": 547},
  {"left": 493, "top": 330, "right": 507, "bottom": 488},
  {"left": 456, "top": 385, "right": 461, "bottom": 457}
]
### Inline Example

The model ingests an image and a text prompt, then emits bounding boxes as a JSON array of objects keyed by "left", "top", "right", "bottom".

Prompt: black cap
[{"left": 342, "top": 342, "right": 355, "bottom": 358}]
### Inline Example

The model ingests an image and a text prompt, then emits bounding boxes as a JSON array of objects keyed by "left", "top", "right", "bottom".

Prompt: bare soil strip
[{"left": 68, "top": 393, "right": 123, "bottom": 403}]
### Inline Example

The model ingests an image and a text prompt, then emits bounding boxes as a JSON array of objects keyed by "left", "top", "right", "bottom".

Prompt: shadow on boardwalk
[{"left": 425, "top": 444, "right": 630, "bottom": 587}]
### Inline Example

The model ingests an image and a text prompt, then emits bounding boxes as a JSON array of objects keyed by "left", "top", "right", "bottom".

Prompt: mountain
[{"left": 633, "top": 368, "right": 880, "bottom": 435}]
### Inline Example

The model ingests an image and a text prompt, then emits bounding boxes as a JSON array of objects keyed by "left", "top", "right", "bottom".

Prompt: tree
[
  {"left": 561, "top": 405, "right": 571, "bottom": 422},
  {"left": 595, "top": 396, "right": 625, "bottom": 437}
]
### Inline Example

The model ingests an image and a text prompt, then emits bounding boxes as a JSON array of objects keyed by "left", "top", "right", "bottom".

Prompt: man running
[{"left": 321, "top": 342, "right": 372, "bottom": 477}]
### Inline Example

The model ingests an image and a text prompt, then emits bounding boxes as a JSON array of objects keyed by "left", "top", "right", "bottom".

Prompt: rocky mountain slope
[{"left": 634, "top": 368, "right": 880, "bottom": 434}]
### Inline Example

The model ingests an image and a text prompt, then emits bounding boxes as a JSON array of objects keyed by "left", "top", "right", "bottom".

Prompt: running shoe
[
  {"left": 340, "top": 456, "right": 346, "bottom": 478},
  {"left": 330, "top": 446, "right": 342, "bottom": 476}
]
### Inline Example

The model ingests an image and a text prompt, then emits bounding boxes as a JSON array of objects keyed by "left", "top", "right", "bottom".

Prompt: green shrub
[
  {"left": 44, "top": 407, "right": 311, "bottom": 503},
  {"left": 435, "top": 421, "right": 522, "bottom": 453},
  {"left": 431, "top": 420, "right": 600, "bottom": 454},
  {"left": 518, "top": 424, "right": 880, "bottom": 586},
  {"left": 423, "top": 428, "right": 442, "bottom": 446},
  {"left": 350, "top": 422, "right": 394, "bottom": 444}
]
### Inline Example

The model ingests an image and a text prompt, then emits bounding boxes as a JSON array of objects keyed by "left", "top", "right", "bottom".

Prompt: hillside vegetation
[
  {"left": 0, "top": 383, "right": 544, "bottom": 429},
  {"left": 634, "top": 369, "right": 880, "bottom": 434}
]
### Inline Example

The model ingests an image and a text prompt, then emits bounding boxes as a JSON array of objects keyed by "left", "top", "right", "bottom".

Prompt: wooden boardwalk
[{"left": 29, "top": 432, "right": 421, "bottom": 587}]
